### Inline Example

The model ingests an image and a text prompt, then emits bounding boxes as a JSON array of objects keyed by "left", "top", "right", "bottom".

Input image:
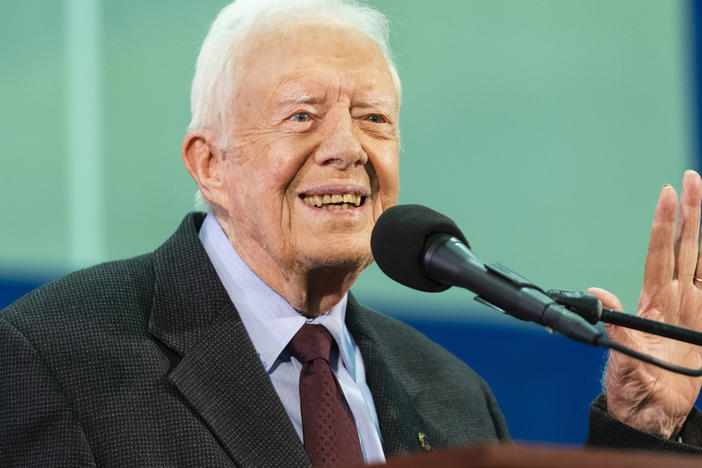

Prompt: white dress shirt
[{"left": 198, "top": 214, "right": 385, "bottom": 464}]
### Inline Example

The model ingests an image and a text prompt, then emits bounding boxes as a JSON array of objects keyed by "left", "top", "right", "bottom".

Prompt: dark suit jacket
[{"left": 0, "top": 213, "right": 509, "bottom": 467}]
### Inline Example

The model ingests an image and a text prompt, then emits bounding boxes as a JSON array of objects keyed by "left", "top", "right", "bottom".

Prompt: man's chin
[{"left": 295, "top": 246, "right": 373, "bottom": 273}]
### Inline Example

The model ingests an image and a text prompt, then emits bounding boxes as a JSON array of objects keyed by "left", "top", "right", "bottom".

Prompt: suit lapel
[
  {"left": 346, "top": 296, "right": 428, "bottom": 458},
  {"left": 148, "top": 213, "right": 310, "bottom": 468},
  {"left": 167, "top": 314, "right": 309, "bottom": 468}
]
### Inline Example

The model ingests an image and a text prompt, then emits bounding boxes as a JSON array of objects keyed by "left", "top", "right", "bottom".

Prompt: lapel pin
[{"left": 417, "top": 432, "right": 432, "bottom": 452}]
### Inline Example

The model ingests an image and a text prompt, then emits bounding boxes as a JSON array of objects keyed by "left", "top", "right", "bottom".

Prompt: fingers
[
  {"left": 586, "top": 287, "right": 623, "bottom": 311},
  {"left": 642, "top": 184, "right": 678, "bottom": 291},
  {"left": 675, "top": 170, "right": 702, "bottom": 279}
]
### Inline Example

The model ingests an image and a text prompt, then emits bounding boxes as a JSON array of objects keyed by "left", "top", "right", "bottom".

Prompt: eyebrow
[
  {"left": 276, "top": 93, "right": 325, "bottom": 107},
  {"left": 275, "top": 92, "right": 397, "bottom": 111},
  {"left": 354, "top": 96, "right": 397, "bottom": 110}
]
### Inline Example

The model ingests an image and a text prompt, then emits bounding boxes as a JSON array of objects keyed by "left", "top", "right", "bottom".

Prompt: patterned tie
[{"left": 288, "top": 324, "right": 363, "bottom": 467}]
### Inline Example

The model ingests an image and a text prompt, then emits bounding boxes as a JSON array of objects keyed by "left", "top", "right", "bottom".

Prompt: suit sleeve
[
  {"left": 0, "top": 318, "right": 96, "bottom": 467},
  {"left": 586, "top": 394, "right": 702, "bottom": 454}
]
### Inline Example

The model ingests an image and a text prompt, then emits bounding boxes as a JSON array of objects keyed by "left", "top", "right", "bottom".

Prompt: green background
[{"left": 1, "top": 0, "right": 693, "bottom": 322}]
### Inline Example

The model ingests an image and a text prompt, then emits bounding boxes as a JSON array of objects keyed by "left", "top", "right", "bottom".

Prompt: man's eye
[
  {"left": 365, "top": 114, "right": 386, "bottom": 123},
  {"left": 290, "top": 112, "right": 311, "bottom": 122}
]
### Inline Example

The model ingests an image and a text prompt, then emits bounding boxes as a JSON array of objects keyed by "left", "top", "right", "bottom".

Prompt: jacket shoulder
[{"left": 1, "top": 253, "right": 155, "bottom": 333}]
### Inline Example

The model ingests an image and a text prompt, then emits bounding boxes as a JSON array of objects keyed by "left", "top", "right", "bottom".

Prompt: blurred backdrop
[{"left": 1, "top": 0, "right": 699, "bottom": 445}]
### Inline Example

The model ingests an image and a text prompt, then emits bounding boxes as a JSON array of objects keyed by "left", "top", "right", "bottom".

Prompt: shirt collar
[{"left": 198, "top": 214, "right": 357, "bottom": 378}]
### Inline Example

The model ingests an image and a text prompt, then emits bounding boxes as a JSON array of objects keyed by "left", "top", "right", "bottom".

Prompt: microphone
[{"left": 371, "top": 204, "right": 603, "bottom": 345}]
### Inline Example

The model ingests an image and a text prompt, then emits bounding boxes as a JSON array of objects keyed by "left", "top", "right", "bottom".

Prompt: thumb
[
  {"left": 586, "top": 286, "right": 623, "bottom": 311},
  {"left": 586, "top": 286, "right": 624, "bottom": 340}
]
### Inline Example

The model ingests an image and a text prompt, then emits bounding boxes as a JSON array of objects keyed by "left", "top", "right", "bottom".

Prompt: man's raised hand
[{"left": 589, "top": 170, "right": 702, "bottom": 438}]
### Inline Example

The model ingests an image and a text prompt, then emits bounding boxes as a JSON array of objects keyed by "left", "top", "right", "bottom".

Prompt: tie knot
[{"left": 289, "top": 324, "right": 333, "bottom": 364}]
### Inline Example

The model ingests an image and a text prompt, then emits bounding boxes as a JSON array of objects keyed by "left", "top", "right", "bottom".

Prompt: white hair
[{"left": 189, "top": 0, "right": 401, "bottom": 211}]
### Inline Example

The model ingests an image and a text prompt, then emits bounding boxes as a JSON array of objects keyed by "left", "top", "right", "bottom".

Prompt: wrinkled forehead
[{"left": 232, "top": 20, "right": 397, "bottom": 98}]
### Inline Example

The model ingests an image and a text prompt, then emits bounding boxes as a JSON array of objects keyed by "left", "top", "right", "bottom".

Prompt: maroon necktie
[{"left": 288, "top": 324, "right": 363, "bottom": 467}]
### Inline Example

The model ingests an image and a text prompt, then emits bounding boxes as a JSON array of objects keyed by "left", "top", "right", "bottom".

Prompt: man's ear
[{"left": 182, "top": 130, "right": 225, "bottom": 207}]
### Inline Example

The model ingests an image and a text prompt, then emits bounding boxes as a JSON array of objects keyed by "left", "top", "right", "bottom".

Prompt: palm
[{"left": 591, "top": 171, "right": 702, "bottom": 438}]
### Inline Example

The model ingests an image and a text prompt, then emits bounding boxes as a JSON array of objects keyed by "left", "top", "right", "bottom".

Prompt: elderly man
[{"left": 2, "top": 0, "right": 702, "bottom": 466}]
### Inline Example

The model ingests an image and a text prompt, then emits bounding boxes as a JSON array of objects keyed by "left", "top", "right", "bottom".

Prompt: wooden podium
[{"left": 352, "top": 443, "right": 702, "bottom": 467}]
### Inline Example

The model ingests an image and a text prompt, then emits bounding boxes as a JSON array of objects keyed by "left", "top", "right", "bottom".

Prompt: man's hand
[{"left": 588, "top": 170, "right": 702, "bottom": 439}]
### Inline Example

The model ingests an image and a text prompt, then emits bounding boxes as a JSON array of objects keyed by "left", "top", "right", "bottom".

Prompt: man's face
[{"left": 217, "top": 22, "right": 400, "bottom": 276}]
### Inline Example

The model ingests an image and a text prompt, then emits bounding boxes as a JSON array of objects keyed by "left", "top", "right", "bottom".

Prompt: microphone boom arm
[
  {"left": 546, "top": 289, "right": 702, "bottom": 376},
  {"left": 547, "top": 289, "right": 702, "bottom": 347}
]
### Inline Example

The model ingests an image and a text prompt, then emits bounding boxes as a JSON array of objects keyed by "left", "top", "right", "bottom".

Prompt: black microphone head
[{"left": 371, "top": 204, "right": 470, "bottom": 292}]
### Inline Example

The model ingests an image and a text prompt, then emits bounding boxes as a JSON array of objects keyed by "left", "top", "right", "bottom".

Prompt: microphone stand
[
  {"left": 547, "top": 289, "right": 702, "bottom": 376},
  {"left": 547, "top": 289, "right": 702, "bottom": 347}
]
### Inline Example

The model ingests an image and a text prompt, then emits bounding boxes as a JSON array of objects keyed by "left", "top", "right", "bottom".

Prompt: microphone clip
[
  {"left": 546, "top": 289, "right": 603, "bottom": 325},
  {"left": 472, "top": 262, "right": 544, "bottom": 314}
]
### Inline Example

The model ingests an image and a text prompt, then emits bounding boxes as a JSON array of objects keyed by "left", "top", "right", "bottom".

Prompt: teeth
[{"left": 301, "top": 193, "right": 363, "bottom": 208}]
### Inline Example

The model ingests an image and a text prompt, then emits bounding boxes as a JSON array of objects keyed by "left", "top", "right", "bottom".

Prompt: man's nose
[{"left": 314, "top": 112, "right": 368, "bottom": 169}]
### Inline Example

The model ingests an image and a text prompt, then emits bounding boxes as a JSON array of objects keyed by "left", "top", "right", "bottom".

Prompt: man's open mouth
[{"left": 300, "top": 193, "right": 365, "bottom": 210}]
